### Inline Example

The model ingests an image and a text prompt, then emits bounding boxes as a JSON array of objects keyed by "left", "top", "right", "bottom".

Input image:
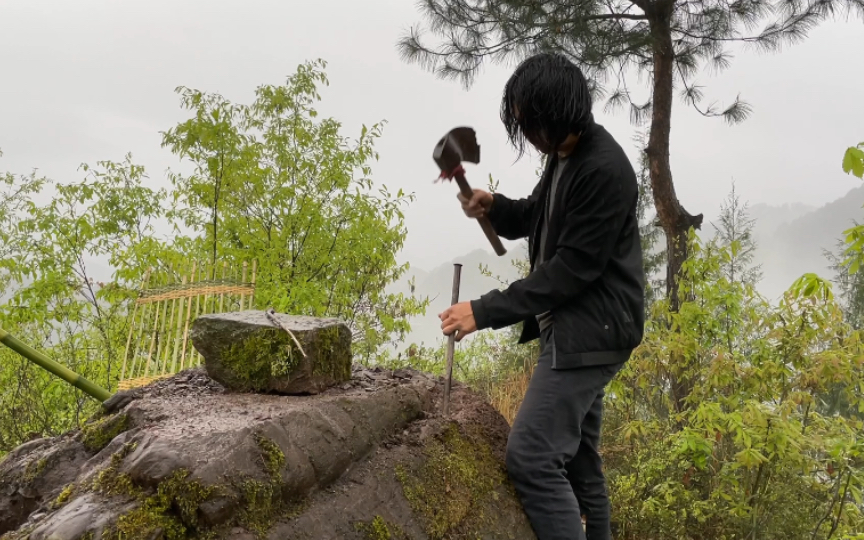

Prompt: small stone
[{"left": 190, "top": 310, "right": 352, "bottom": 395}]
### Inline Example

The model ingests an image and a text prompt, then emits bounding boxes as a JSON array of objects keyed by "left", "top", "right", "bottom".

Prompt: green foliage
[
  {"left": 602, "top": 233, "right": 864, "bottom": 539},
  {"left": 838, "top": 142, "right": 864, "bottom": 279},
  {"left": 826, "top": 236, "right": 864, "bottom": 330},
  {"left": 162, "top": 59, "right": 426, "bottom": 361},
  {"left": 710, "top": 183, "right": 763, "bottom": 286},
  {"left": 843, "top": 143, "right": 864, "bottom": 179},
  {"left": 0, "top": 60, "right": 425, "bottom": 456},
  {"left": 0, "top": 153, "right": 167, "bottom": 455}
]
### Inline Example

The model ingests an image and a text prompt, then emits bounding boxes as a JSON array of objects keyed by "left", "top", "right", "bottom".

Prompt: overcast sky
[{"left": 1, "top": 0, "right": 862, "bottom": 272}]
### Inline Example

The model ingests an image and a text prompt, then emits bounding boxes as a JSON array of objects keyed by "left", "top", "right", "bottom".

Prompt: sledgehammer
[{"left": 433, "top": 127, "right": 507, "bottom": 257}]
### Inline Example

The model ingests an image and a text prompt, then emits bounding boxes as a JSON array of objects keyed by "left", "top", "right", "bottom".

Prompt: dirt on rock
[{"left": 0, "top": 365, "right": 535, "bottom": 540}]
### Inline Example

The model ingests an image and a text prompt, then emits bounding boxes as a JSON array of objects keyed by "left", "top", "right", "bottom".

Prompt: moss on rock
[
  {"left": 108, "top": 469, "right": 217, "bottom": 540},
  {"left": 219, "top": 329, "right": 300, "bottom": 391},
  {"left": 22, "top": 457, "right": 47, "bottom": 483},
  {"left": 354, "top": 516, "right": 407, "bottom": 540},
  {"left": 91, "top": 442, "right": 139, "bottom": 497},
  {"left": 396, "top": 423, "right": 506, "bottom": 540},
  {"left": 234, "top": 432, "right": 303, "bottom": 537},
  {"left": 81, "top": 413, "right": 130, "bottom": 452},
  {"left": 51, "top": 483, "right": 76, "bottom": 509},
  {"left": 254, "top": 433, "right": 286, "bottom": 479},
  {"left": 310, "top": 324, "right": 352, "bottom": 381}
]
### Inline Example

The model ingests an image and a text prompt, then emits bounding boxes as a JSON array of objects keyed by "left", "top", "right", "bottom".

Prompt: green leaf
[{"left": 843, "top": 145, "right": 864, "bottom": 179}]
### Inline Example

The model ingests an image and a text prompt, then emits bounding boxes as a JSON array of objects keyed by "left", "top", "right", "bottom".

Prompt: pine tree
[
  {"left": 634, "top": 132, "right": 666, "bottom": 312},
  {"left": 399, "top": 0, "right": 863, "bottom": 310},
  {"left": 711, "top": 183, "right": 762, "bottom": 286}
]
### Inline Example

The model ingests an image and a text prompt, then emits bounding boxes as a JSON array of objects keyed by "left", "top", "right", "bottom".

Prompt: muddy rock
[
  {"left": 0, "top": 366, "right": 534, "bottom": 540},
  {"left": 190, "top": 310, "right": 352, "bottom": 395}
]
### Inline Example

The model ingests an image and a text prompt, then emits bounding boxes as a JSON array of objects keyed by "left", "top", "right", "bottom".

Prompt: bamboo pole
[
  {"left": 0, "top": 327, "right": 111, "bottom": 402},
  {"left": 202, "top": 261, "right": 213, "bottom": 317},
  {"left": 129, "top": 267, "right": 155, "bottom": 379},
  {"left": 240, "top": 261, "right": 249, "bottom": 310},
  {"left": 194, "top": 262, "right": 206, "bottom": 366},
  {"left": 143, "top": 269, "right": 167, "bottom": 378},
  {"left": 249, "top": 260, "right": 257, "bottom": 310},
  {"left": 119, "top": 268, "right": 151, "bottom": 381},
  {"left": 160, "top": 269, "right": 182, "bottom": 375},
  {"left": 218, "top": 261, "right": 227, "bottom": 313},
  {"left": 169, "top": 275, "right": 187, "bottom": 374},
  {"left": 179, "top": 262, "right": 197, "bottom": 371}
]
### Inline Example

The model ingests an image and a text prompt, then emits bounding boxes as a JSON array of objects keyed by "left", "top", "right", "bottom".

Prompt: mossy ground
[
  {"left": 354, "top": 515, "right": 408, "bottom": 540},
  {"left": 81, "top": 413, "right": 130, "bottom": 452},
  {"left": 108, "top": 469, "right": 217, "bottom": 540},
  {"left": 236, "top": 432, "right": 308, "bottom": 537},
  {"left": 396, "top": 423, "right": 507, "bottom": 540}
]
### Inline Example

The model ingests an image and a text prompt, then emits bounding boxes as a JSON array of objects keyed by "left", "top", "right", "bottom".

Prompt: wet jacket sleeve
[
  {"left": 485, "top": 182, "right": 542, "bottom": 240},
  {"left": 471, "top": 166, "right": 635, "bottom": 331}
]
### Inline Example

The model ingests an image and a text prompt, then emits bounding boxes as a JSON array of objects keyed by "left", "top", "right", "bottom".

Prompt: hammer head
[{"left": 433, "top": 127, "right": 480, "bottom": 174}]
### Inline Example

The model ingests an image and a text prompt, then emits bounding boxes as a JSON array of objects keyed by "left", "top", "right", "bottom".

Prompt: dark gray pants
[{"left": 506, "top": 329, "right": 623, "bottom": 540}]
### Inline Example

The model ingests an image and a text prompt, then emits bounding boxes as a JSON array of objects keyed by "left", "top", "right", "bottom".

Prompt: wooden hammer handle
[{"left": 453, "top": 173, "right": 507, "bottom": 256}]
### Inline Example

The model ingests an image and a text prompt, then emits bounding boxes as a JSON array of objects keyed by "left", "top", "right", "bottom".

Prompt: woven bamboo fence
[{"left": 117, "top": 260, "right": 257, "bottom": 391}]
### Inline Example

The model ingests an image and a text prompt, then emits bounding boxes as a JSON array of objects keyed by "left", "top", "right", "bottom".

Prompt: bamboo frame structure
[{"left": 118, "top": 259, "right": 256, "bottom": 391}]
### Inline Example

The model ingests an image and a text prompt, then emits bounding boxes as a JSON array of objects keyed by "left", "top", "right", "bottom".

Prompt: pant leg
[
  {"left": 505, "top": 332, "right": 621, "bottom": 540},
  {"left": 566, "top": 380, "right": 617, "bottom": 540}
]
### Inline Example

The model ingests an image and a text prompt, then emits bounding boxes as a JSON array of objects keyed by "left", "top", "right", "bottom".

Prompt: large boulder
[
  {"left": 190, "top": 310, "right": 352, "bottom": 395},
  {"left": 0, "top": 366, "right": 536, "bottom": 540}
]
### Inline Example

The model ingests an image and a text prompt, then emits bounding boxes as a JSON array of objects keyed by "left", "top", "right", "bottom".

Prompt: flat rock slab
[{"left": 190, "top": 310, "right": 352, "bottom": 394}]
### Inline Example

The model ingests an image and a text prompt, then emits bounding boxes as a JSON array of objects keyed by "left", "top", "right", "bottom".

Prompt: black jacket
[{"left": 470, "top": 118, "right": 645, "bottom": 369}]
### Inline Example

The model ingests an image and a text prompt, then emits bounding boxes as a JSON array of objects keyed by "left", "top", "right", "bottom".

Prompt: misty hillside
[
  {"left": 388, "top": 245, "right": 526, "bottom": 349},
  {"left": 393, "top": 186, "right": 864, "bottom": 348},
  {"left": 733, "top": 185, "right": 864, "bottom": 300}
]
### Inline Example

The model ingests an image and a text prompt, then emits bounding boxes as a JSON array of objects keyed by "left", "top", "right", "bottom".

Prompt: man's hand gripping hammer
[{"left": 433, "top": 127, "right": 507, "bottom": 256}]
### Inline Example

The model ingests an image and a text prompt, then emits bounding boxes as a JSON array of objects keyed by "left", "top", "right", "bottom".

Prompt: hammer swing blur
[{"left": 434, "top": 53, "right": 645, "bottom": 540}]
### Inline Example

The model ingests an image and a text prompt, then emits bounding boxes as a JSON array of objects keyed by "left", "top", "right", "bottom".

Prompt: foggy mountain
[{"left": 393, "top": 185, "right": 864, "bottom": 347}]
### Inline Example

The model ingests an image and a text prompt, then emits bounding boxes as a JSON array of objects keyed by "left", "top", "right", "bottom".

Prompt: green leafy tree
[
  {"left": 826, "top": 235, "right": 864, "bottom": 330},
  {"left": 603, "top": 234, "right": 864, "bottom": 539},
  {"left": 0, "top": 150, "right": 47, "bottom": 296},
  {"left": 162, "top": 60, "right": 427, "bottom": 361},
  {"left": 0, "top": 155, "right": 172, "bottom": 453},
  {"left": 837, "top": 141, "right": 864, "bottom": 275},
  {"left": 399, "top": 0, "right": 863, "bottom": 309}
]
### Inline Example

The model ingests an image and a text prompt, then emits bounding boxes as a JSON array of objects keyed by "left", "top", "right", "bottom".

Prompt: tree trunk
[
  {"left": 645, "top": 8, "right": 703, "bottom": 313},
  {"left": 646, "top": 8, "right": 704, "bottom": 418}
]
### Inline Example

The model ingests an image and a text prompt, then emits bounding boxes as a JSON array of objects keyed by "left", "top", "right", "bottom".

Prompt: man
[{"left": 438, "top": 52, "right": 645, "bottom": 540}]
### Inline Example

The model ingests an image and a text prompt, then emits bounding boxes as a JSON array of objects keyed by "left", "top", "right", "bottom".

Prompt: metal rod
[
  {"left": 443, "top": 263, "right": 463, "bottom": 416},
  {"left": 0, "top": 327, "right": 112, "bottom": 402}
]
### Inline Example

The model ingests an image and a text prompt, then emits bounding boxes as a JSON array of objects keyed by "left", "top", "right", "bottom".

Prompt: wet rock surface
[
  {"left": 190, "top": 310, "right": 352, "bottom": 395},
  {"left": 0, "top": 365, "right": 534, "bottom": 540}
]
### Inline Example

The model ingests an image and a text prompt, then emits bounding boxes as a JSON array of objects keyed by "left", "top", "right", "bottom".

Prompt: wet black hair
[{"left": 500, "top": 52, "right": 593, "bottom": 158}]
